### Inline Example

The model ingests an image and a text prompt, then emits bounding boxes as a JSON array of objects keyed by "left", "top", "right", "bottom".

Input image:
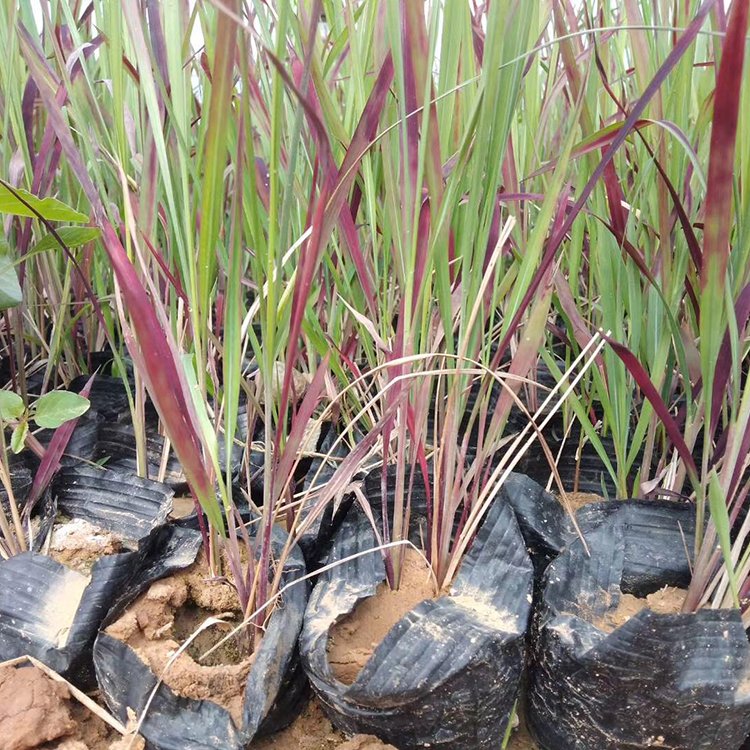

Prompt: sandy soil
[
  {"left": 558, "top": 491, "right": 603, "bottom": 513},
  {"left": 506, "top": 721, "right": 540, "bottom": 750},
  {"left": 327, "top": 549, "right": 435, "bottom": 684},
  {"left": 49, "top": 517, "right": 124, "bottom": 575},
  {"left": 169, "top": 496, "right": 196, "bottom": 520},
  {"left": 252, "top": 699, "right": 395, "bottom": 749},
  {"left": 594, "top": 586, "right": 687, "bottom": 632},
  {"left": 252, "top": 696, "right": 537, "bottom": 749},
  {"left": 105, "top": 557, "right": 253, "bottom": 725},
  {"left": 0, "top": 664, "right": 143, "bottom": 750}
]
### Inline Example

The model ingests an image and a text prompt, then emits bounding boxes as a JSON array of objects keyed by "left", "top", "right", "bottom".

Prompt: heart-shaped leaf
[
  {"left": 0, "top": 391, "right": 24, "bottom": 421},
  {"left": 33, "top": 391, "right": 90, "bottom": 429},
  {"left": 30, "top": 227, "right": 101, "bottom": 254}
]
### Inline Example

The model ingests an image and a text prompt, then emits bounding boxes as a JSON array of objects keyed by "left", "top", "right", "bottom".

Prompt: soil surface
[
  {"left": 49, "top": 517, "right": 125, "bottom": 575},
  {"left": 169, "top": 496, "right": 196, "bottom": 520},
  {"left": 105, "top": 556, "right": 253, "bottom": 725},
  {"left": 507, "top": 731, "right": 539, "bottom": 749},
  {"left": 594, "top": 585, "right": 687, "bottom": 632},
  {"left": 252, "top": 699, "right": 393, "bottom": 749},
  {"left": 328, "top": 549, "right": 436, "bottom": 684},
  {"left": 252, "top": 697, "right": 537, "bottom": 749},
  {"left": 558, "top": 491, "right": 603, "bottom": 513},
  {"left": 0, "top": 664, "right": 143, "bottom": 750},
  {"left": 506, "top": 720, "right": 539, "bottom": 750}
]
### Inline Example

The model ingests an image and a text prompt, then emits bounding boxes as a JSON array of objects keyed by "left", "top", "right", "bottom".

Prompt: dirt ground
[
  {"left": 105, "top": 556, "right": 254, "bottom": 726},
  {"left": 593, "top": 585, "right": 687, "bottom": 632},
  {"left": 252, "top": 698, "right": 392, "bottom": 749},
  {"left": 0, "top": 664, "right": 143, "bottom": 750},
  {"left": 252, "top": 697, "right": 538, "bottom": 749}
]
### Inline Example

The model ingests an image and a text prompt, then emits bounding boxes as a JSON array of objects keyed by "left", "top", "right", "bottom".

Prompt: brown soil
[
  {"left": 594, "top": 586, "right": 687, "bottom": 632},
  {"left": 506, "top": 723, "right": 539, "bottom": 750},
  {"left": 328, "top": 549, "right": 435, "bottom": 685},
  {"left": 49, "top": 517, "right": 125, "bottom": 575},
  {"left": 0, "top": 664, "right": 143, "bottom": 750},
  {"left": 105, "top": 556, "right": 253, "bottom": 725},
  {"left": 169, "top": 496, "right": 196, "bottom": 520},
  {"left": 252, "top": 696, "right": 533, "bottom": 749},
  {"left": 559, "top": 491, "right": 603, "bottom": 513},
  {"left": 251, "top": 699, "right": 396, "bottom": 749},
  {"left": 252, "top": 700, "right": 342, "bottom": 749},
  {"left": 337, "top": 738, "right": 397, "bottom": 750}
]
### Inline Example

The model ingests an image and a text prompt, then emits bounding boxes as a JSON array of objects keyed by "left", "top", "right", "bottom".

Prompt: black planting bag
[
  {"left": 527, "top": 500, "right": 750, "bottom": 750},
  {"left": 301, "top": 475, "right": 534, "bottom": 750},
  {"left": 93, "top": 521, "right": 310, "bottom": 750},
  {"left": 0, "top": 466, "right": 174, "bottom": 686}
]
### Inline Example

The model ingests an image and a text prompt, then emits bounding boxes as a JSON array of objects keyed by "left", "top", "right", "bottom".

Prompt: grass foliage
[{"left": 0, "top": 0, "right": 748, "bottom": 622}]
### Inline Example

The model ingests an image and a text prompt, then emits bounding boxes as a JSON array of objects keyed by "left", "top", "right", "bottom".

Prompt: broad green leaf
[
  {"left": 33, "top": 391, "right": 90, "bottom": 428},
  {"left": 0, "top": 391, "right": 24, "bottom": 421},
  {"left": 0, "top": 240, "right": 22, "bottom": 310},
  {"left": 30, "top": 227, "right": 101, "bottom": 254},
  {"left": 0, "top": 183, "right": 89, "bottom": 222},
  {"left": 10, "top": 420, "right": 28, "bottom": 454}
]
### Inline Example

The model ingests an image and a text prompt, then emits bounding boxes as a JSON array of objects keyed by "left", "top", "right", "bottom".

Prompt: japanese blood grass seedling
[
  {"left": 0, "top": 172, "right": 103, "bottom": 560},
  {"left": 584, "top": 0, "right": 750, "bottom": 623},
  {"left": 190, "top": 333, "right": 608, "bottom": 712},
  {"left": 655, "top": 15, "right": 750, "bottom": 626},
  {"left": 262, "top": 330, "right": 607, "bottom": 602},
  {"left": 11, "top": 1, "right": 254, "bottom": 645},
  {"left": 168, "top": 345, "right": 598, "bottom": 703},
  {"left": 531, "top": 0, "right": 748, "bottom": 508},
  {"left": 201, "top": 0, "right": 596, "bottom": 598},
  {"left": 9, "top": 0, "right": 384, "bottom": 661}
]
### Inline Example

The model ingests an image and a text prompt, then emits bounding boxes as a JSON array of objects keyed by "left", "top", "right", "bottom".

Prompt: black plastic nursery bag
[
  {"left": 0, "top": 466, "right": 174, "bottom": 685},
  {"left": 301, "top": 487, "right": 534, "bottom": 750},
  {"left": 527, "top": 500, "right": 750, "bottom": 750},
  {"left": 93, "top": 522, "right": 310, "bottom": 750}
]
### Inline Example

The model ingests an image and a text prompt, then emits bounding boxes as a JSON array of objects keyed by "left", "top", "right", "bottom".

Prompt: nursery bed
[{"left": 2, "top": 1, "right": 749, "bottom": 749}]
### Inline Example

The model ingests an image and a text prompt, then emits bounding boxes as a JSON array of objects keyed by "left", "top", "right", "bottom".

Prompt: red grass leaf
[
  {"left": 496, "top": 1, "right": 716, "bottom": 360},
  {"left": 710, "top": 282, "right": 750, "bottom": 437},
  {"left": 700, "top": 0, "right": 749, "bottom": 290},
  {"left": 605, "top": 335, "right": 697, "bottom": 478},
  {"left": 278, "top": 53, "right": 394, "bottom": 419},
  {"left": 19, "top": 25, "right": 218, "bottom": 526}
]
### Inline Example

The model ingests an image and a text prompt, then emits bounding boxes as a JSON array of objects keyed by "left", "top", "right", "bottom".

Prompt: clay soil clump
[
  {"left": 327, "top": 548, "right": 436, "bottom": 685},
  {"left": 169, "top": 495, "right": 195, "bottom": 520},
  {"left": 105, "top": 556, "right": 253, "bottom": 725},
  {"left": 0, "top": 664, "right": 143, "bottom": 750},
  {"left": 594, "top": 585, "right": 687, "bottom": 632}
]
